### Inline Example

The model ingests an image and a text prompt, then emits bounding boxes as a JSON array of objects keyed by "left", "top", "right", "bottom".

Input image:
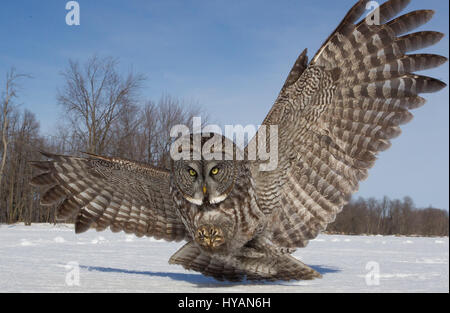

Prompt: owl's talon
[{"left": 195, "top": 225, "right": 225, "bottom": 249}]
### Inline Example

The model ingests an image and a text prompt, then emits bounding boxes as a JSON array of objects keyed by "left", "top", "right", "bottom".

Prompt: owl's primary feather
[{"left": 30, "top": 0, "right": 446, "bottom": 282}]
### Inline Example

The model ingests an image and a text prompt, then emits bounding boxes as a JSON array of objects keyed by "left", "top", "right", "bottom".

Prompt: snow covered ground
[{"left": 0, "top": 223, "right": 448, "bottom": 293}]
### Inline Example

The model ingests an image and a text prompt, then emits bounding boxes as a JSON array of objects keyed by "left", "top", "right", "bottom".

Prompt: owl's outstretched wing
[
  {"left": 249, "top": 0, "right": 447, "bottom": 248},
  {"left": 169, "top": 241, "right": 320, "bottom": 282},
  {"left": 30, "top": 151, "right": 186, "bottom": 241}
]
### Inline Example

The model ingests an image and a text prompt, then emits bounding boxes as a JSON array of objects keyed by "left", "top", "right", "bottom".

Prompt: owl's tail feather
[{"left": 169, "top": 241, "right": 321, "bottom": 282}]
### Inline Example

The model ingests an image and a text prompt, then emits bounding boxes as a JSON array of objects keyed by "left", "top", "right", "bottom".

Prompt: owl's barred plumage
[
  {"left": 31, "top": 151, "right": 186, "bottom": 241},
  {"left": 30, "top": 0, "right": 446, "bottom": 282},
  {"left": 250, "top": 0, "right": 447, "bottom": 249}
]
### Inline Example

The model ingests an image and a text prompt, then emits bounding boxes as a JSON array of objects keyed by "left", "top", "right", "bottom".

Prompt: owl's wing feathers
[
  {"left": 169, "top": 242, "right": 321, "bottom": 282},
  {"left": 281, "top": 48, "right": 308, "bottom": 93},
  {"left": 250, "top": 0, "right": 447, "bottom": 248},
  {"left": 30, "top": 151, "right": 186, "bottom": 241}
]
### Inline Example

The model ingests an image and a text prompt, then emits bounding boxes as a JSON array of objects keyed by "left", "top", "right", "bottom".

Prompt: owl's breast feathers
[{"left": 171, "top": 169, "right": 266, "bottom": 255}]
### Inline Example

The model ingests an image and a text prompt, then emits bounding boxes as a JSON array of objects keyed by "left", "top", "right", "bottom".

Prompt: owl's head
[{"left": 171, "top": 133, "right": 243, "bottom": 206}]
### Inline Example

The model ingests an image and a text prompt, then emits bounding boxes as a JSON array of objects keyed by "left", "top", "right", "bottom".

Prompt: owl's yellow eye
[
  {"left": 189, "top": 169, "right": 197, "bottom": 176},
  {"left": 210, "top": 167, "right": 219, "bottom": 175}
]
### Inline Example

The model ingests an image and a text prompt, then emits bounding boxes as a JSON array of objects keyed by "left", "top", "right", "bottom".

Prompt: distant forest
[
  {"left": 327, "top": 197, "right": 448, "bottom": 237},
  {"left": 0, "top": 56, "right": 448, "bottom": 237}
]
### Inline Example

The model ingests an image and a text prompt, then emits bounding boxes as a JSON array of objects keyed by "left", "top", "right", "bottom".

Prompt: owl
[{"left": 31, "top": 0, "right": 447, "bottom": 282}]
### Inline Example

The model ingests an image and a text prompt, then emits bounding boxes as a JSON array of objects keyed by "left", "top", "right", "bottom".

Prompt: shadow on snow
[{"left": 78, "top": 264, "right": 341, "bottom": 287}]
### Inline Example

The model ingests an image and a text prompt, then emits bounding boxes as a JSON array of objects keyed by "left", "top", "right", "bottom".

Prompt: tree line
[
  {"left": 327, "top": 196, "right": 449, "bottom": 237},
  {"left": 0, "top": 55, "right": 448, "bottom": 237}
]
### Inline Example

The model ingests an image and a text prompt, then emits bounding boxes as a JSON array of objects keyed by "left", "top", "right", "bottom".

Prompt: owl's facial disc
[
  {"left": 174, "top": 160, "right": 235, "bottom": 206},
  {"left": 180, "top": 162, "right": 205, "bottom": 205},
  {"left": 202, "top": 161, "right": 234, "bottom": 205}
]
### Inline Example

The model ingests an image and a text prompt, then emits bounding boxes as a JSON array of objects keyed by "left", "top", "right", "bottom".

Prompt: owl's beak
[{"left": 202, "top": 185, "right": 207, "bottom": 195}]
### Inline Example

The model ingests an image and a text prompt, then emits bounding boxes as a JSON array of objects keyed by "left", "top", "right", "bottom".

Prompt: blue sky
[{"left": 0, "top": 0, "right": 448, "bottom": 210}]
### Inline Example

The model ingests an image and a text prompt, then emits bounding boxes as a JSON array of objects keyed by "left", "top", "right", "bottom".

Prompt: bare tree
[
  {"left": 0, "top": 68, "right": 29, "bottom": 190},
  {"left": 105, "top": 94, "right": 208, "bottom": 168},
  {"left": 107, "top": 102, "right": 143, "bottom": 160},
  {"left": 142, "top": 94, "right": 208, "bottom": 168},
  {"left": 57, "top": 55, "right": 146, "bottom": 154},
  {"left": 0, "top": 105, "right": 45, "bottom": 224}
]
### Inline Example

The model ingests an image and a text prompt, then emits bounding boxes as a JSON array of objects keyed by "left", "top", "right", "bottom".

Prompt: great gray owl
[{"left": 30, "top": 0, "right": 447, "bottom": 282}]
